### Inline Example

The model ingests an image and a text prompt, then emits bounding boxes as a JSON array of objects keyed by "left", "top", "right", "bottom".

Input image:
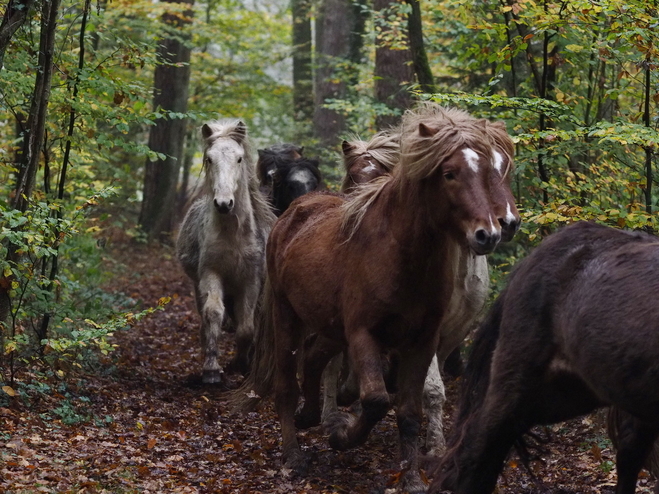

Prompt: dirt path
[{"left": 1, "top": 239, "right": 656, "bottom": 493}]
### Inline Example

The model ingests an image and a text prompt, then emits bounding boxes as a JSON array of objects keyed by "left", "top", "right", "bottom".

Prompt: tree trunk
[
  {"left": 374, "top": 0, "right": 414, "bottom": 129},
  {"left": 313, "top": 0, "right": 351, "bottom": 147},
  {"left": 292, "top": 0, "right": 313, "bottom": 136},
  {"left": 12, "top": 0, "right": 61, "bottom": 212},
  {"left": 406, "top": 0, "right": 434, "bottom": 94},
  {"left": 138, "top": 0, "right": 193, "bottom": 242}
]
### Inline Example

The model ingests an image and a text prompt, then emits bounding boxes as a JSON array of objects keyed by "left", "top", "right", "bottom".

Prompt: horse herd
[{"left": 175, "top": 103, "right": 659, "bottom": 494}]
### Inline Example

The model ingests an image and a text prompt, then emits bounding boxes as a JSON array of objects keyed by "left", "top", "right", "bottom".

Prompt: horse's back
[{"left": 560, "top": 239, "right": 659, "bottom": 416}]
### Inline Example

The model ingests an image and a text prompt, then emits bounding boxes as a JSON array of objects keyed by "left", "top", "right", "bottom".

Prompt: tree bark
[
  {"left": 406, "top": 0, "right": 434, "bottom": 94},
  {"left": 292, "top": 0, "right": 313, "bottom": 135},
  {"left": 313, "top": 0, "right": 351, "bottom": 147},
  {"left": 374, "top": 0, "right": 414, "bottom": 129},
  {"left": 138, "top": 0, "right": 193, "bottom": 242}
]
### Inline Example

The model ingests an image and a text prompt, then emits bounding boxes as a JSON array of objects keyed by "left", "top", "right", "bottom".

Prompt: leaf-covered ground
[{"left": 1, "top": 236, "right": 657, "bottom": 493}]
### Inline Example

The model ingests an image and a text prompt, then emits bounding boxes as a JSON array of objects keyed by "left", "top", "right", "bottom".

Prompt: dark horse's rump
[{"left": 431, "top": 221, "right": 659, "bottom": 494}]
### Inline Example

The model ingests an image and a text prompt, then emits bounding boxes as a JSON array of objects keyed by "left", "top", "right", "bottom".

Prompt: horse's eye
[
  {"left": 237, "top": 157, "right": 243, "bottom": 163},
  {"left": 444, "top": 172, "right": 456, "bottom": 181}
]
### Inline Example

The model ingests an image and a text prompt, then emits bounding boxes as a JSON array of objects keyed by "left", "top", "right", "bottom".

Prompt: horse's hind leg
[
  {"left": 423, "top": 354, "right": 446, "bottom": 457},
  {"left": 230, "top": 279, "right": 261, "bottom": 375},
  {"left": 614, "top": 412, "right": 659, "bottom": 494},
  {"left": 327, "top": 328, "right": 389, "bottom": 451},
  {"left": 198, "top": 273, "right": 225, "bottom": 384},
  {"left": 272, "top": 296, "right": 307, "bottom": 474},
  {"left": 296, "top": 334, "right": 342, "bottom": 429},
  {"left": 396, "top": 340, "right": 440, "bottom": 494}
]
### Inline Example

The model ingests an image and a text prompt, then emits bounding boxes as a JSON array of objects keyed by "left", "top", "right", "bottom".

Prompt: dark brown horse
[
  {"left": 236, "top": 104, "right": 514, "bottom": 493},
  {"left": 430, "top": 221, "right": 659, "bottom": 494}
]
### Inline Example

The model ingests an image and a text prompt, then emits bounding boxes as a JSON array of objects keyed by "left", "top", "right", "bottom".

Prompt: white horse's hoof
[{"left": 202, "top": 369, "right": 223, "bottom": 384}]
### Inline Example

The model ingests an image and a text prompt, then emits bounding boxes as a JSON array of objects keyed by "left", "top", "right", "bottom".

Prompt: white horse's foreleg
[
  {"left": 199, "top": 273, "right": 225, "bottom": 384},
  {"left": 423, "top": 354, "right": 446, "bottom": 457},
  {"left": 322, "top": 353, "right": 343, "bottom": 425}
]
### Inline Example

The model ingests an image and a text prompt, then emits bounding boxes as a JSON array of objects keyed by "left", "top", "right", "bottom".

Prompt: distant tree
[
  {"left": 373, "top": 0, "right": 414, "bottom": 129},
  {"left": 292, "top": 0, "right": 313, "bottom": 137},
  {"left": 139, "top": 0, "right": 193, "bottom": 242},
  {"left": 0, "top": 0, "right": 36, "bottom": 71},
  {"left": 313, "top": 0, "right": 352, "bottom": 147}
]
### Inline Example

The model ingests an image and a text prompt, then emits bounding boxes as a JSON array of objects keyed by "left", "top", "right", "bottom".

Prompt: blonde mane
[{"left": 340, "top": 103, "right": 513, "bottom": 239}]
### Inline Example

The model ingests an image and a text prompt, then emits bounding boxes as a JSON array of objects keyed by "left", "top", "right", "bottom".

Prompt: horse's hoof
[
  {"left": 295, "top": 407, "right": 321, "bottom": 430},
  {"left": 282, "top": 450, "right": 309, "bottom": 476},
  {"left": 325, "top": 411, "right": 356, "bottom": 451},
  {"left": 202, "top": 369, "right": 223, "bottom": 384}
]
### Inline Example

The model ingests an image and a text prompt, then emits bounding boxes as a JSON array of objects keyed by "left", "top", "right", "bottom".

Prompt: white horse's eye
[{"left": 237, "top": 157, "right": 243, "bottom": 163}]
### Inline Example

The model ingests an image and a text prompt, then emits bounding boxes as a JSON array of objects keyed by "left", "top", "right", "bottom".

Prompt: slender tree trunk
[
  {"left": 406, "top": 0, "right": 434, "bottom": 94},
  {"left": 0, "top": 0, "right": 36, "bottom": 71},
  {"left": 138, "top": 0, "right": 193, "bottom": 242},
  {"left": 12, "top": 0, "right": 61, "bottom": 213},
  {"left": 292, "top": 0, "right": 313, "bottom": 135},
  {"left": 313, "top": 0, "right": 351, "bottom": 147},
  {"left": 374, "top": 0, "right": 414, "bottom": 129}
]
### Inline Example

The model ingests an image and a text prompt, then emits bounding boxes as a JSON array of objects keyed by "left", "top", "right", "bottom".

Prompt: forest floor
[{"left": 1, "top": 231, "right": 657, "bottom": 494}]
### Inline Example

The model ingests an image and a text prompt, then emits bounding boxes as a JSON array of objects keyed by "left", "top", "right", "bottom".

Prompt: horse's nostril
[
  {"left": 214, "top": 199, "right": 234, "bottom": 214},
  {"left": 228, "top": 199, "right": 234, "bottom": 209},
  {"left": 475, "top": 229, "right": 488, "bottom": 244}
]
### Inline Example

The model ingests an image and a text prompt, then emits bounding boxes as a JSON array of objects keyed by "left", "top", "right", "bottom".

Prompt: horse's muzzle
[
  {"left": 471, "top": 228, "right": 501, "bottom": 255},
  {"left": 214, "top": 198, "right": 234, "bottom": 214}
]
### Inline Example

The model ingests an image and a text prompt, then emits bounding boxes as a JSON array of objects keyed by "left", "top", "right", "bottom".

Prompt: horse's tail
[{"left": 228, "top": 274, "right": 276, "bottom": 412}]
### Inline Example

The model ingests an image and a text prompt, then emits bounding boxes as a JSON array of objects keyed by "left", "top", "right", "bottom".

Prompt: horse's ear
[
  {"left": 233, "top": 120, "right": 247, "bottom": 144},
  {"left": 342, "top": 140, "right": 355, "bottom": 155},
  {"left": 418, "top": 123, "right": 438, "bottom": 137},
  {"left": 201, "top": 123, "right": 214, "bottom": 140}
]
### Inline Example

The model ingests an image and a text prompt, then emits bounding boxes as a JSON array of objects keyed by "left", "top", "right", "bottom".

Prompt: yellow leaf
[{"left": 2, "top": 386, "right": 16, "bottom": 396}]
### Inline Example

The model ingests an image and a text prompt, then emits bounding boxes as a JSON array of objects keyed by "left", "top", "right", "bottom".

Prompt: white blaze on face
[
  {"left": 505, "top": 202, "right": 517, "bottom": 223},
  {"left": 462, "top": 148, "right": 480, "bottom": 173},
  {"left": 363, "top": 160, "right": 378, "bottom": 173},
  {"left": 492, "top": 150, "right": 504, "bottom": 175}
]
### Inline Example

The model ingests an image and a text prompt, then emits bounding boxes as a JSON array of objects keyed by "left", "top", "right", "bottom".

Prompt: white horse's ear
[
  {"left": 201, "top": 123, "right": 214, "bottom": 140},
  {"left": 234, "top": 121, "right": 247, "bottom": 143}
]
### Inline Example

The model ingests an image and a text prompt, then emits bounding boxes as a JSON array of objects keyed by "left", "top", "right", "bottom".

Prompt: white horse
[{"left": 177, "top": 119, "right": 276, "bottom": 384}]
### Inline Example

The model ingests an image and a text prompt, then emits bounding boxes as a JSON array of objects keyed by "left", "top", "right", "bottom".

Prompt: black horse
[
  {"left": 431, "top": 221, "right": 659, "bottom": 494},
  {"left": 256, "top": 144, "right": 321, "bottom": 216}
]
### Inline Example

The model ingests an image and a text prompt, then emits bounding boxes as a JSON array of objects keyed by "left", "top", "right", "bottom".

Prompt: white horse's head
[{"left": 201, "top": 119, "right": 250, "bottom": 215}]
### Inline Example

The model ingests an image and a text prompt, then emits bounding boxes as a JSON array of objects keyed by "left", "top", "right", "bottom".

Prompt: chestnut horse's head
[
  {"left": 400, "top": 104, "right": 516, "bottom": 255},
  {"left": 341, "top": 131, "right": 399, "bottom": 193},
  {"left": 201, "top": 119, "right": 251, "bottom": 215}
]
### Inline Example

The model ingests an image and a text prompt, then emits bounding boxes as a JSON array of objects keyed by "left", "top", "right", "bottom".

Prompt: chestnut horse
[
  {"left": 177, "top": 119, "right": 276, "bottom": 384},
  {"left": 322, "top": 126, "right": 518, "bottom": 456},
  {"left": 430, "top": 221, "right": 659, "bottom": 494},
  {"left": 236, "top": 104, "right": 514, "bottom": 492}
]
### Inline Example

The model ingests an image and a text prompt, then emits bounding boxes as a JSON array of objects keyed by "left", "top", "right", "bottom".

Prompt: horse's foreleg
[
  {"left": 231, "top": 281, "right": 260, "bottom": 375},
  {"left": 198, "top": 274, "right": 225, "bottom": 384},
  {"left": 326, "top": 329, "right": 389, "bottom": 451},
  {"left": 423, "top": 354, "right": 446, "bottom": 457},
  {"left": 321, "top": 353, "right": 343, "bottom": 425},
  {"left": 396, "top": 342, "right": 438, "bottom": 494},
  {"left": 614, "top": 413, "right": 659, "bottom": 494},
  {"left": 296, "top": 335, "right": 341, "bottom": 429},
  {"left": 272, "top": 298, "right": 307, "bottom": 475}
]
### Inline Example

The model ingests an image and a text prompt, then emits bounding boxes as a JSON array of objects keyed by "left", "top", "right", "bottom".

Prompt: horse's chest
[{"left": 201, "top": 236, "right": 263, "bottom": 277}]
